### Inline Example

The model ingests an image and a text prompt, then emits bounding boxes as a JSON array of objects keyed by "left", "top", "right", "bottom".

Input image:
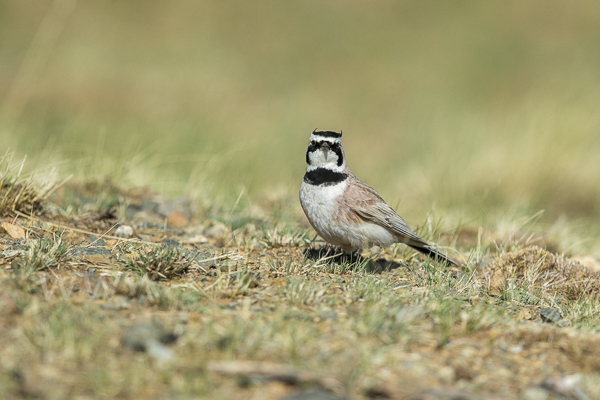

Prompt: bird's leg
[
  {"left": 337, "top": 245, "right": 359, "bottom": 264},
  {"left": 367, "top": 245, "right": 383, "bottom": 261}
]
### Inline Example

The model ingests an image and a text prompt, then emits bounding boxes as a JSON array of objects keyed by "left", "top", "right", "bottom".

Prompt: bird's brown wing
[
  {"left": 341, "top": 176, "right": 428, "bottom": 247},
  {"left": 342, "top": 174, "right": 459, "bottom": 266}
]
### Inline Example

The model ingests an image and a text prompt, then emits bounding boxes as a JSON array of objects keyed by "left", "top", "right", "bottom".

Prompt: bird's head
[{"left": 305, "top": 130, "right": 346, "bottom": 172}]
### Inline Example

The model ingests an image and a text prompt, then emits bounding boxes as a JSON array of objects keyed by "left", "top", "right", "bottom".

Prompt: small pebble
[
  {"left": 205, "top": 222, "right": 228, "bottom": 237},
  {"left": 89, "top": 234, "right": 107, "bottom": 246},
  {"left": 115, "top": 225, "right": 134, "bottom": 238},
  {"left": 541, "top": 374, "right": 586, "bottom": 399},
  {"left": 281, "top": 390, "right": 349, "bottom": 400},
  {"left": 317, "top": 308, "right": 337, "bottom": 320},
  {"left": 70, "top": 247, "right": 111, "bottom": 256},
  {"left": 122, "top": 321, "right": 177, "bottom": 362},
  {"left": 540, "top": 307, "right": 562, "bottom": 323},
  {"left": 509, "top": 345, "right": 523, "bottom": 354},
  {"left": 521, "top": 387, "right": 549, "bottom": 400}
]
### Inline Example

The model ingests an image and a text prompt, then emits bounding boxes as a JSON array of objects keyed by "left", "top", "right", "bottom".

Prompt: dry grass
[
  {"left": 0, "top": 183, "right": 599, "bottom": 399},
  {"left": 119, "top": 245, "right": 191, "bottom": 281},
  {"left": 486, "top": 245, "right": 600, "bottom": 300},
  {"left": 0, "top": 152, "right": 59, "bottom": 217}
]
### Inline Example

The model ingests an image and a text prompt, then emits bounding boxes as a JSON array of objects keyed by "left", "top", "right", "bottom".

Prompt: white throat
[{"left": 306, "top": 151, "right": 345, "bottom": 172}]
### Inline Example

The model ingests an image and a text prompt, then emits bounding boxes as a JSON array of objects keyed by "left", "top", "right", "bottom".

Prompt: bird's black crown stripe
[
  {"left": 312, "top": 130, "right": 342, "bottom": 138},
  {"left": 303, "top": 168, "right": 348, "bottom": 186}
]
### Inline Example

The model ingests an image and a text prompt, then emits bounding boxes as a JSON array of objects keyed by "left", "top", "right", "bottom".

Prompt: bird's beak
[{"left": 320, "top": 142, "right": 330, "bottom": 161}]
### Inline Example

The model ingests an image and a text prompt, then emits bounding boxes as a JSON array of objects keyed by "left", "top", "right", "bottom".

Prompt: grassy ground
[
  {"left": 1, "top": 1, "right": 600, "bottom": 399},
  {"left": 1, "top": 164, "right": 600, "bottom": 400}
]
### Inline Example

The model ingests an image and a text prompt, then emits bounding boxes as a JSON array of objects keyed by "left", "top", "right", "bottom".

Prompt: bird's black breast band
[{"left": 303, "top": 168, "right": 348, "bottom": 186}]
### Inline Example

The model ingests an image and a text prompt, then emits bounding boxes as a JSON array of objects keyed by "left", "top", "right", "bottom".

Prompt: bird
[{"left": 299, "top": 129, "right": 458, "bottom": 267}]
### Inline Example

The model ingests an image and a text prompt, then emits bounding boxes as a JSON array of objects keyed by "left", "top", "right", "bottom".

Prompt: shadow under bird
[{"left": 299, "top": 130, "right": 458, "bottom": 267}]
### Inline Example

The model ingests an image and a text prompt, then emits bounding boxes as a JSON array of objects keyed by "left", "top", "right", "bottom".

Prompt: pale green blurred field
[{"left": 1, "top": 1, "right": 600, "bottom": 250}]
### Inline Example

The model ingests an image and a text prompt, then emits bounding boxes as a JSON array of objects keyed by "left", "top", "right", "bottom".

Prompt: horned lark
[{"left": 299, "top": 130, "right": 458, "bottom": 266}]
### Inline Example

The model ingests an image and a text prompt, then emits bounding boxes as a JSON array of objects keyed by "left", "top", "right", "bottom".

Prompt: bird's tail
[{"left": 407, "top": 244, "right": 459, "bottom": 267}]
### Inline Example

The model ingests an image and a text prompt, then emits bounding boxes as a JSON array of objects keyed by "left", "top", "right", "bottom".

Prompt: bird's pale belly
[
  {"left": 299, "top": 180, "right": 396, "bottom": 251},
  {"left": 299, "top": 180, "right": 348, "bottom": 246}
]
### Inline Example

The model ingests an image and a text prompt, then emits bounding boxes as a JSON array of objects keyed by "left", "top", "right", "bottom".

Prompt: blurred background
[{"left": 1, "top": 0, "right": 599, "bottom": 248}]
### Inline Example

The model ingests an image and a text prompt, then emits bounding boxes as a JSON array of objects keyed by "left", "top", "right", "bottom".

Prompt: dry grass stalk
[{"left": 0, "top": 152, "right": 59, "bottom": 217}]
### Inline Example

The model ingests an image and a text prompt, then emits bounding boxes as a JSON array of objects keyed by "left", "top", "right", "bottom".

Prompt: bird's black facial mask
[{"left": 306, "top": 140, "right": 345, "bottom": 169}]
